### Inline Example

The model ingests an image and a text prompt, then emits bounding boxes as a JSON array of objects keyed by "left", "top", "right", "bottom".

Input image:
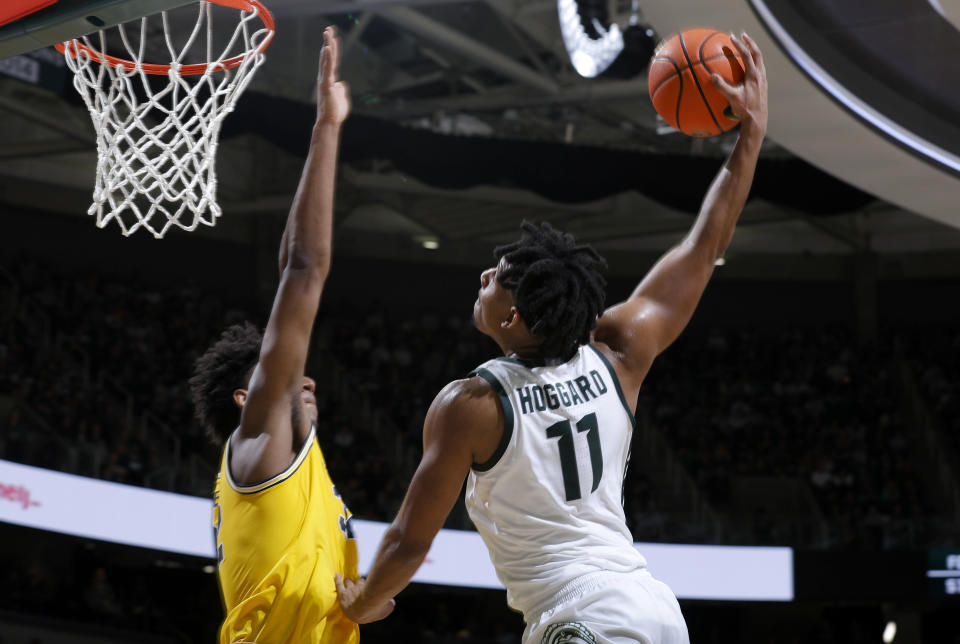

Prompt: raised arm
[
  {"left": 335, "top": 378, "right": 502, "bottom": 623},
  {"left": 278, "top": 28, "right": 347, "bottom": 276},
  {"left": 231, "top": 27, "right": 351, "bottom": 484},
  {"left": 595, "top": 33, "right": 767, "bottom": 382}
]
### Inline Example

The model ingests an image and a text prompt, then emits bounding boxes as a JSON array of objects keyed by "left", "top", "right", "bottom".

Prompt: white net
[{"left": 60, "top": 1, "right": 273, "bottom": 238}]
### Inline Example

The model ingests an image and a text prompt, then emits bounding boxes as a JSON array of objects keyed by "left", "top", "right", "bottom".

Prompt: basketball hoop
[{"left": 56, "top": 0, "right": 275, "bottom": 238}]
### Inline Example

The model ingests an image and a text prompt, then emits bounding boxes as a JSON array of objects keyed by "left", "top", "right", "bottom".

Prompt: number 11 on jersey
[{"left": 545, "top": 412, "right": 603, "bottom": 502}]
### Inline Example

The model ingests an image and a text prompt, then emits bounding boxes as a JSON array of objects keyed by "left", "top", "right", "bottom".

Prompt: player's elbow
[
  {"left": 681, "top": 233, "right": 725, "bottom": 268},
  {"left": 284, "top": 253, "right": 331, "bottom": 282},
  {"left": 284, "top": 223, "right": 333, "bottom": 274},
  {"left": 692, "top": 211, "right": 738, "bottom": 261},
  {"left": 713, "top": 237, "right": 732, "bottom": 262},
  {"left": 279, "top": 264, "right": 328, "bottom": 299},
  {"left": 383, "top": 524, "right": 432, "bottom": 563}
]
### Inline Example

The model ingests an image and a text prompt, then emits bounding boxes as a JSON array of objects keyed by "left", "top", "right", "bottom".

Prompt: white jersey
[{"left": 464, "top": 343, "right": 647, "bottom": 619}]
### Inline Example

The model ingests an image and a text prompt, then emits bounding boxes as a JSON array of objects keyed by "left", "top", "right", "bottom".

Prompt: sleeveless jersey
[
  {"left": 464, "top": 344, "right": 647, "bottom": 618},
  {"left": 213, "top": 426, "right": 359, "bottom": 644}
]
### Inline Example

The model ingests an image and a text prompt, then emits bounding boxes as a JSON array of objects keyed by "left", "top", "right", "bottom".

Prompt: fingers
[
  {"left": 320, "top": 26, "right": 341, "bottom": 88},
  {"left": 332, "top": 25, "right": 341, "bottom": 68},
  {"left": 333, "top": 574, "right": 394, "bottom": 624},
  {"left": 320, "top": 31, "right": 332, "bottom": 87},
  {"left": 710, "top": 72, "right": 737, "bottom": 103},
  {"left": 740, "top": 32, "right": 765, "bottom": 74},
  {"left": 710, "top": 69, "right": 743, "bottom": 121},
  {"left": 335, "top": 573, "right": 362, "bottom": 597},
  {"left": 319, "top": 40, "right": 328, "bottom": 76},
  {"left": 727, "top": 33, "right": 754, "bottom": 76},
  {"left": 731, "top": 32, "right": 766, "bottom": 82}
]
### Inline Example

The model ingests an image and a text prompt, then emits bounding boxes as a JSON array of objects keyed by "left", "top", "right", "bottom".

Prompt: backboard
[{"left": 0, "top": 0, "right": 193, "bottom": 59}]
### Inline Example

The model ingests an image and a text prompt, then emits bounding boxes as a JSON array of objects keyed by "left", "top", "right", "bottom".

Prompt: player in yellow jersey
[{"left": 188, "top": 27, "right": 387, "bottom": 643}]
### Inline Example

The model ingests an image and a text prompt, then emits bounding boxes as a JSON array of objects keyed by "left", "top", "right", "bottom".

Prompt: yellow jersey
[{"left": 213, "top": 426, "right": 359, "bottom": 644}]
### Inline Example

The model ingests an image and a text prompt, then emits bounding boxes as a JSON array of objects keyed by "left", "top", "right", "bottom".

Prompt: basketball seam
[
  {"left": 699, "top": 32, "right": 736, "bottom": 83},
  {"left": 698, "top": 31, "right": 725, "bottom": 68},
  {"left": 650, "top": 55, "right": 684, "bottom": 132},
  {"left": 649, "top": 52, "right": 740, "bottom": 96},
  {"left": 700, "top": 31, "right": 738, "bottom": 124},
  {"left": 677, "top": 31, "right": 723, "bottom": 134}
]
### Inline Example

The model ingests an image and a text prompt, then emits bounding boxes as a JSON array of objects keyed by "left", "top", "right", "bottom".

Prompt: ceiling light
[
  {"left": 558, "top": 0, "right": 658, "bottom": 79},
  {"left": 558, "top": 0, "right": 623, "bottom": 78},
  {"left": 413, "top": 235, "right": 440, "bottom": 249},
  {"left": 883, "top": 621, "right": 897, "bottom": 643}
]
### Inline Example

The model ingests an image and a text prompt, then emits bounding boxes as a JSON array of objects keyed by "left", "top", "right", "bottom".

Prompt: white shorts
[{"left": 523, "top": 569, "right": 689, "bottom": 644}]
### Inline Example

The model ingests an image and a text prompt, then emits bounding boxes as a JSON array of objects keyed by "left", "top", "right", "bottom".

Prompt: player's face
[
  {"left": 300, "top": 376, "right": 317, "bottom": 424},
  {"left": 473, "top": 257, "right": 515, "bottom": 337}
]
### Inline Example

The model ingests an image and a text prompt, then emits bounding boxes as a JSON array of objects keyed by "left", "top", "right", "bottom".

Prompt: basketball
[{"left": 648, "top": 28, "right": 745, "bottom": 138}]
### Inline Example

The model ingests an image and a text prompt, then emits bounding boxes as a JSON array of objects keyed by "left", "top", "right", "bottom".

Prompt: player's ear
[
  {"left": 233, "top": 388, "right": 248, "bottom": 409},
  {"left": 502, "top": 306, "right": 526, "bottom": 331}
]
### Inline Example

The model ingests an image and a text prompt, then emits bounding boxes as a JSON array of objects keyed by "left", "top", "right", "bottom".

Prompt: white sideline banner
[
  {"left": 0, "top": 459, "right": 793, "bottom": 600},
  {"left": 0, "top": 458, "right": 213, "bottom": 557}
]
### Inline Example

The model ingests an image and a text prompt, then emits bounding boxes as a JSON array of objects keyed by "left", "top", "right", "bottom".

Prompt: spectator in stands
[{"left": 83, "top": 567, "right": 122, "bottom": 616}]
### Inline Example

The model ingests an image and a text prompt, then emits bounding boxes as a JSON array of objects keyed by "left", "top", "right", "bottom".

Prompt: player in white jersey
[{"left": 337, "top": 33, "right": 767, "bottom": 643}]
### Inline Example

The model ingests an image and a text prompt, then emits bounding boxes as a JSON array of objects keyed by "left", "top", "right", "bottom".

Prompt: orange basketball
[{"left": 648, "top": 28, "right": 745, "bottom": 138}]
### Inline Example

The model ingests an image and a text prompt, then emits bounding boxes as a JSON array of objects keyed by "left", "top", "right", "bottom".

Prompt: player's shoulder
[
  {"left": 428, "top": 376, "right": 501, "bottom": 428},
  {"left": 594, "top": 300, "right": 658, "bottom": 379},
  {"left": 425, "top": 377, "right": 505, "bottom": 463},
  {"left": 433, "top": 375, "right": 498, "bottom": 409},
  {"left": 586, "top": 339, "right": 622, "bottom": 369}
]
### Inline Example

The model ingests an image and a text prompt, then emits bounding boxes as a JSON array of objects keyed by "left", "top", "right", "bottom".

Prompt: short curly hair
[
  {"left": 494, "top": 221, "right": 608, "bottom": 362},
  {"left": 189, "top": 322, "right": 262, "bottom": 444}
]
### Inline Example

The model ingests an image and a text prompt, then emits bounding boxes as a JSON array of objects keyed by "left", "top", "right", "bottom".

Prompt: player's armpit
[
  {"left": 350, "top": 377, "right": 501, "bottom": 609},
  {"left": 595, "top": 239, "right": 715, "bottom": 380}
]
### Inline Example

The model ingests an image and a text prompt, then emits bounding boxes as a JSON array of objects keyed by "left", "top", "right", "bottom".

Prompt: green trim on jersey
[
  {"left": 469, "top": 367, "right": 515, "bottom": 472},
  {"left": 587, "top": 345, "right": 636, "bottom": 429},
  {"left": 494, "top": 352, "right": 581, "bottom": 370},
  {"left": 495, "top": 355, "right": 546, "bottom": 369}
]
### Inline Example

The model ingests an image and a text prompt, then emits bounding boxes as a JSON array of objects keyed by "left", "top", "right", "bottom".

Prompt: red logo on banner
[{"left": 0, "top": 482, "right": 42, "bottom": 509}]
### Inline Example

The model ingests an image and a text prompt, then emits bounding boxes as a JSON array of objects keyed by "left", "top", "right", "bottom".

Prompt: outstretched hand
[
  {"left": 711, "top": 32, "right": 767, "bottom": 136},
  {"left": 316, "top": 26, "right": 351, "bottom": 126},
  {"left": 334, "top": 574, "right": 396, "bottom": 624}
]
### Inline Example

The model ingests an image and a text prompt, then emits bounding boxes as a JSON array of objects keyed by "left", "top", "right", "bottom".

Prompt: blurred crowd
[
  {"left": 641, "top": 329, "right": 932, "bottom": 548},
  {"left": 1, "top": 258, "right": 958, "bottom": 551},
  {"left": 1, "top": 259, "right": 229, "bottom": 491},
  {"left": 913, "top": 328, "right": 960, "bottom": 477}
]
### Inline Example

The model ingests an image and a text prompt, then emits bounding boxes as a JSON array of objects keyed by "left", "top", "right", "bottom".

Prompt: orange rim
[{"left": 54, "top": 0, "right": 274, "bottom": 76}]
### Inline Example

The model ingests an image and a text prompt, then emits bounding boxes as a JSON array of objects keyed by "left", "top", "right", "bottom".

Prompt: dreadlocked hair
[
  {"left": 494, "top": 221, "right": 608, "bottom": 362},
  {"left": 189, "top": 322, "right": 262, "bottom": 444}
]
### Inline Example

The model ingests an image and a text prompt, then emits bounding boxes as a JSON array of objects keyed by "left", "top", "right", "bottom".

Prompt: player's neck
[{"left": 500, "top": 335, "right": 544, "bottom": 361}]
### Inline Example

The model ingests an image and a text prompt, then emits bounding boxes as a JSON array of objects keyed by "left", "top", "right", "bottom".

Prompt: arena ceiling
[{"left": 2, "top": 0, "right": 960, "bottom": 269}]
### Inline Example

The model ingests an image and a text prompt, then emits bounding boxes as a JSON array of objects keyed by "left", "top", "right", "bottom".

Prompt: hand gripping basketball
[
  {"left": 317, "top": 26, "right": 351, "bottom": 127},
  {"left": 710, "top": 33, "right": 768, "bottom": 136}
]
